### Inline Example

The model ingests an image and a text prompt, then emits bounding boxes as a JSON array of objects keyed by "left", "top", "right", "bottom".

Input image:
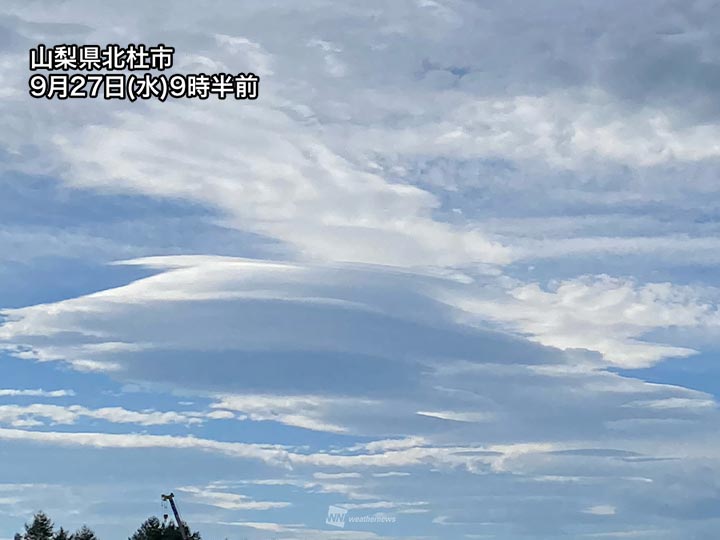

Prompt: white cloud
[
  {"left": 356, "top": 90, "right": 720, "bottom": 168},
  {"left": 41, "top": 76, "right": 511, "bottom": 268},
  {"left": 0, "top": 389, "right": 75, "bottom": 398},
  {"left": 416, "top": 410, "right": 493, "bottom": 423},
  {"left": 178, "top": 485, "right": 290, "bottom": 511},
  {"left": 584, "top": 505, "right": 617, "bottom": 516},
  {"left": 0, "top": 426, "right": 547, "bottom": 473},
  {"left": 0, "top": 403, "right": 226, "bottom": 428},
  {"left": 7, "top": 257, "right": 718, "bottom": 378},
  {"left": 313, "top": 472, "right": 362, "bottom": 480},
  {"left": 211, "top": 394, "right": 359, "bottom": 433},
  {"left": 450, "top": 274, "right": 720, "bottom": 367},
  {"left": 0, "top": 427, "right": 291, "bottom": 466}
]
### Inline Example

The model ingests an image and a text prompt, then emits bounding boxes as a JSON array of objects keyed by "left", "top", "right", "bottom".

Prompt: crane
[{"left": 161, "top": 493, "right": 189, "bottom": 540}]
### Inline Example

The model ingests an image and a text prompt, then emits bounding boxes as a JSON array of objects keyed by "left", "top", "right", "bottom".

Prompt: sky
[{"left": 1, "top": 1, "right": 720, "bottom": 539}]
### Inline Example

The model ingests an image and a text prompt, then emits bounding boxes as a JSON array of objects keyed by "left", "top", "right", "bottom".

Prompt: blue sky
[{"left": 2, "top": 1, "right": 720, "bottom": 539}]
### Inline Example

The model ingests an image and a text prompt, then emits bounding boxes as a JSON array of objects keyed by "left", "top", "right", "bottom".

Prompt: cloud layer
[{"left": 2, "top": 1, "right": 720, "bottom": 539}]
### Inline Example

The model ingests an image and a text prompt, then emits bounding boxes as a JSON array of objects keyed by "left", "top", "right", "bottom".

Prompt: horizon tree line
[{"left": 15, "top": 511, "right": 202, "bottom": 540}]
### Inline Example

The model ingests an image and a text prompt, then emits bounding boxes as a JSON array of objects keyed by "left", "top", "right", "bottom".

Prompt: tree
[
  {"left": 129, "top": 517, "right": 164, "bottom": 540},
  {"left": 129, "top": 517, "right": 200, "bottom": 540},
  {"left": 53, "top": 528, "right": 72, "bottom": 540},
  {"left": 73, "top": 526, "right": 96, "bottom": 540},
  {"left": 24, "top": 512, "right": 54, "bottom": 540},
  {"left": 161, "top": 522, "right": 200, "bottom": 540}
]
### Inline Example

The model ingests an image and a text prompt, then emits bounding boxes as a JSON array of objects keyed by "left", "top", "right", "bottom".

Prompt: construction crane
[{"left": 161, "top": 493, "right": 189, "bottom": 540}]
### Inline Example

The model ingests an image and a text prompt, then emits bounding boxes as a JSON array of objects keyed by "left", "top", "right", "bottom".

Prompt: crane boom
[{"left": 161, "top": 493, "right": 189, "bottom": 540}]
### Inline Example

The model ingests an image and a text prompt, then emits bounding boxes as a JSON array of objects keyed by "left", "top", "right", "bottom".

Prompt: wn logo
[{"left": 326, "top": 505, "right": 348, "bottom": 528}]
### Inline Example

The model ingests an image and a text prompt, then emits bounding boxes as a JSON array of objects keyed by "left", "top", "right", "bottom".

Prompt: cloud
[
  {"left": 0, "top": 426, "right": 543, "bottom": 473},
  {"left": 0, "top": 403, "right": 229, "bottom": 428},
  {"left": 449, "top": 274, "right": 720, "bottom": 367},
  {"left": 50, "top": 100, "right": 511, "bottom": 268},
  {"left": 210, "top": 394, "right": 357, "bottom": 433},
  {"left": 584, "top": 505, "right": 617, "bottom": 516},
  {"left": 3, "top": 0, "right": 720, "bottom": 283},
  {"left": 4, "top": 257, "right": 716, "bottom": 377},
  {"left": 0, "top": 389, "right": 74, "bottom": 398},
  {"left": 178, "top": 485, "right": 290, "bottom": 511},
  {"left": 3, "top": 1, "right": 720, "bottom": 538},
  {"left": 0, "top": 428, "right": 291, "bottom": 466},
  {"left": 2, "top": 255, "right": 720, "bottom": 535}
]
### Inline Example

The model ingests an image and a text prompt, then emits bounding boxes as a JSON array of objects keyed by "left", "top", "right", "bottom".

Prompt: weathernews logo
[
  {"left": 325, "top": 505, "right": 396, "bottom": 529},
  {"left": 325, "top": 505, "right": 348, "bottom": 528}
]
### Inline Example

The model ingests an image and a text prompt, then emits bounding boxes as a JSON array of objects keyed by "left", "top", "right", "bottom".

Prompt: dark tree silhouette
[
  {"left": 53, "top": 528, "right": 72, "bottom": 540},
  {"left": 129, "top": 517, "right": 200, "bottom": 540},
  {"left": 129, "top": 518, "right": 163, "bottom": 540},
  {"left": 73, "top": 526, "right": 97, "bottom": 540},
  {"left": 24, "top": 512, "right": 54, "bottom": 540},
  {"left": 16, "top": 510, "right": 201, "bottom": 540}
]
